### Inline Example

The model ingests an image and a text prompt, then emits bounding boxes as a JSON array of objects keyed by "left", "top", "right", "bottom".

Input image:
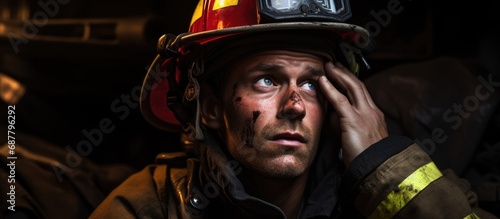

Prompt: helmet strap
[{"left": 185, "top": 61, "right": 204, "bottom": 141}]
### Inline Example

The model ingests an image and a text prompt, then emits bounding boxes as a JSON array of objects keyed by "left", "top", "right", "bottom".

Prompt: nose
[{"left": 278, "top": 87, "right": 306, "bottom": 121}]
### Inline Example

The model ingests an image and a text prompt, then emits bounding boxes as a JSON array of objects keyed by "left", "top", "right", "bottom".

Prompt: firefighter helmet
[{"left": 140, "top": 0, "right": 371, "bottom": 139}]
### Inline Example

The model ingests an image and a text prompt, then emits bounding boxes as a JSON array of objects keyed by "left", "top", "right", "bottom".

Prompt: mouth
[{"left": 270, "top": 132, "right": 307, "bottom": 147}]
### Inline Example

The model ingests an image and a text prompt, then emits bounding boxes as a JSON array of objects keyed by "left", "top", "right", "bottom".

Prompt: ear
[{"left": 199, "top": 83, "right": 223, "bottom": 129}]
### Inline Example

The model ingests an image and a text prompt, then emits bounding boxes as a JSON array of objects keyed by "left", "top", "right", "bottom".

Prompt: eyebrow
[
  {"left": 247, "top": 63, "right": 324, "bottom": 76},
  {"left": 247, "top": 63, "right": 283, "bottom": 73},
  {"left": 305, "top": 66, "right": 324, "bottom": 77}
]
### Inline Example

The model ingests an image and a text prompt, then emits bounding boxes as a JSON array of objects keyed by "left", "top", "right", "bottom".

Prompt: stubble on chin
[{"left": 233, "top": 122, "right": 317, "bottom": 179}]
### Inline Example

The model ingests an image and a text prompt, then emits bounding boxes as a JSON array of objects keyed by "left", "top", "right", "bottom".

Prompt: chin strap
[
  {"left": 185, "top": 60, "right": 205, "bottom": 141},
  {"left": 157, "top": 33, "right": 205, "bottom": 140}
]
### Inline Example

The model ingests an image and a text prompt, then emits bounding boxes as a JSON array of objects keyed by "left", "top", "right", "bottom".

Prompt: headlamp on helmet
[{"left": 259, "top": 0, "right": 351, "bottom": 22}]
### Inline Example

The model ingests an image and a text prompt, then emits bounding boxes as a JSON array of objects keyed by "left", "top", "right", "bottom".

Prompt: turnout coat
[{"left": 90, "top": 132, "right": 497, "bottom": 219}]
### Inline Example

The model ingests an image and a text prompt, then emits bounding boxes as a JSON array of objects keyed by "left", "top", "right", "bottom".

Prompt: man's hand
[{"left": 318, "top": 62, "right": 388, "bottom": 166}]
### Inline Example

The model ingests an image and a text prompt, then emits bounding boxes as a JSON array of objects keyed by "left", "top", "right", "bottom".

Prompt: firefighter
[{"left": 91, "top": 0, "right": 497, "bottom": 218}]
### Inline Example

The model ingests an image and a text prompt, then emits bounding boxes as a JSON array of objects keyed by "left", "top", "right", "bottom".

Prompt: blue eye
[
  {"left": 302, "top": 82, "right": 316, "bottom": 91},
  {"left": 255, "top": 77, "right": 274, "bottom": 87}
]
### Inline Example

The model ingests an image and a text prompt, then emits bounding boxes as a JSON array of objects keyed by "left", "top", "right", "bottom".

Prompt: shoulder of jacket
[
  {"left": 152, "top": 151, "right": 208, "bottom": 219},
  {"left": 155, "top": 151, "right": 190, "bottom": 166}
]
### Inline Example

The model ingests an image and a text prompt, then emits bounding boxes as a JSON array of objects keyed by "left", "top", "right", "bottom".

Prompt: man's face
[{"left": 219, "top": 50, "right": 327, "bottom": 179}]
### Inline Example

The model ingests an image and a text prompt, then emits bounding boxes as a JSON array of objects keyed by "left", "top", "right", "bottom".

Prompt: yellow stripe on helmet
[
  {"left": 212, "top": 0, "right": 239, "bottom": 10},
  {"left": 190, "top": 0, "right": 204, "bottom": 28}
]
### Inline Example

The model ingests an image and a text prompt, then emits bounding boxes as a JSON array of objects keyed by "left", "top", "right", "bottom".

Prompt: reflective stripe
[
  {"left": 368, "top": 162, "right": 443, "bottom": 219},
  {"left": 464, "top": 212, "right": 481, "bottom": 219},
  {"left": 190, "top": 0, "right": 204, "bottom": 27},
  {"left": 212, "top": 0, "right": 239, "bottom": 10}
]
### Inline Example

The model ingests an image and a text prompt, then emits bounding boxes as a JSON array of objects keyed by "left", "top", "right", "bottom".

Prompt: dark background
[{"left": 0, "top": 0, "right": 499, "bottom": 216}]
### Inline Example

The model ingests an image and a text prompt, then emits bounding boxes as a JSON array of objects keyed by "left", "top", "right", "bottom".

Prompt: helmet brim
[{"left": 182, "top": 22, "right": 369, "bottom": 47}]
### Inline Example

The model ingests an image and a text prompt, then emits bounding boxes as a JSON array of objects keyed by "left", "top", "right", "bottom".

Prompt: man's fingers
[
  {"left": 321, "top": 62, "right": 389, "bottom": 166},
  {"left": 318, "top": 75, "right": 353, "bottom": 118},
  {"left": 362, "top": 85, "right": 379, "bottom": 110},
  {"left": 335, "top": 62, "right": 379, "bottom": 110},
  {"left": 323, "top": 62, "right": 370, "bottom": 108}
]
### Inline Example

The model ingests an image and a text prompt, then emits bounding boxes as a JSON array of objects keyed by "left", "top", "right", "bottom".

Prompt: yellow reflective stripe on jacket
[
  {"left": 368, "top": 162, "right": 443, "bottom": 219},
  {"left": 464, "top": 212, "right": 480, "bottom": 219}
]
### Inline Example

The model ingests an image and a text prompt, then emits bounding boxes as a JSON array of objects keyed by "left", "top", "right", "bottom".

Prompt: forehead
[{"left": 228, "top": 50, "right": 325, "bottom": 74}]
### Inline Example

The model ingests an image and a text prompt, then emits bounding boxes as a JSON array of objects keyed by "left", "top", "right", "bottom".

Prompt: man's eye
[
  {"left": 255, "top": 77, "right": 274, "bottom": 87},
  {"left": 301, "top": 82, "right": 316, "bottom": 91}
]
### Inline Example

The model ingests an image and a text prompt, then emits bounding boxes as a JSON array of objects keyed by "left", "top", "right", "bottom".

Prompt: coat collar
[{"left": 194, "top": 129, "right": 344, "bottom": 218}]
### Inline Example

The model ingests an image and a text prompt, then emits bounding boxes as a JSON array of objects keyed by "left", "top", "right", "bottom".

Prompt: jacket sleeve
[{"left": 341, "top": 135, "right": 498, "bottom": 219}]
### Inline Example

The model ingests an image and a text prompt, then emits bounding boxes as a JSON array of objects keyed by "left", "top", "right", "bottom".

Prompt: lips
[{"left": 270, "top": 132, "right": 307, "bottom": 147}]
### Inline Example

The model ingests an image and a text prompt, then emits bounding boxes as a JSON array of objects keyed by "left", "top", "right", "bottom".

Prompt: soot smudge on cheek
[
  {"left": 240, "top": 117, "right": 255, "bottom": 148},
  {"left": 253, "top": 111, "right": 261, "bottom": 124}
]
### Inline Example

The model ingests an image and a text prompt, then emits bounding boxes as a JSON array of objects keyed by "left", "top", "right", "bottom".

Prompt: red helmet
[{"left": 140, "top": 0, "right": 371, "bottom": 138}]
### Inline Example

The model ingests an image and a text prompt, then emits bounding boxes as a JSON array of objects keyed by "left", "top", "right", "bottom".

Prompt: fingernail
[
  {"left": 336, "top": 62, "right": 343, "bottom": 67},
  {"left": 327, "top": 62, "right": 335, "bottom": 68}
]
